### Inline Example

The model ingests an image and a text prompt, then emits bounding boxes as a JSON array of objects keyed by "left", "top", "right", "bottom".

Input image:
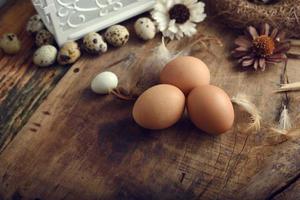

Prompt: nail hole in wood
[{"left": 73, "top": 68, "right": 80, "bottom": 73}]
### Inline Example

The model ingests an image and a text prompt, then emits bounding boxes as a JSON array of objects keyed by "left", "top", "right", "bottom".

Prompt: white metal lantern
[{"left": 32, "top": 0, "right": 155, "bottom": 46}]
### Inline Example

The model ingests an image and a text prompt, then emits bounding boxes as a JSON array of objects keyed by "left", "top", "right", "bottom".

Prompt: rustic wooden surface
[
  {"left": 0, "top": 1, "right": 300, "bottom": 200},
  {"left": 0, "top": 0, "right": 68, "bottom": 151}
]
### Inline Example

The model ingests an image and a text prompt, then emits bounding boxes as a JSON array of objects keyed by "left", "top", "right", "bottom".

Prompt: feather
[
  {"left": 119, "top": 35, "right": 222, "bottom": 99},
  {"left": 152, "top": 37, "right": 175, "bottom": 67},
  {"left": 278, "top": 105, "right": 292, "bottom": 133},
  {"left": 231, "top": 94, "right": 262, "bottom": 132},
  {"left": 136, "top": 37, "right": 175, "bottom": 92}
]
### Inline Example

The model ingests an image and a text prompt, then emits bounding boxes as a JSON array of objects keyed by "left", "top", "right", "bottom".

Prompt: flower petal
[
  {"left": 234, "top": 36, "right": 252, "bottom": 48},
  {"left": 163, "top": 30, "right": 175, "bottom": 40},
  {"left": 190, "top": 13, "right": 206, "bottom": 23},
  {"left": 151, "top": 12, "right": 169, "bottom": 31},
  {"left": 260, "top": 23, "right": 270, "bottom": 36},
  {"left": 270, "top": 28, "right": 279, "bottom": 39},
  {"left": 242, "top": 58, "right": 255, "bottom": 67},
  {"left": 246, "top": 26, "right": 259, "bottom": 40},
  {"left": 238, "top": 56, "right": 254, "bottom": 63},
  {"left": 259, "top": 58, "right": 266, "bottom": 70},
  {"left": 253, "top": 60, "right": 259, "bottom": 70},
  {"left": 168, "top": 20, "right": 179, "bottom": 33},
  {"left": 166, "top": 0, "right": 175, "bottom": 9},
  {"left": 235, "top": 46, "right": 249, "bottom": 52},
  {"left": 274, "top": 42, "right": 291, "bottom": 54},
  {"left": 267, "top": 53, "right": 286, "bottom": 63},
  {"left": 275, "top": 31, "right": 287, "bottom": 42},
  {"left": 178, "top": 21, "right": 196, "bottom": 37},
  {"left": 232, "top": 50, "right": 249, "bottom": 58},
  {"left": 153, "top": 2, "right": 168, "bottom": 13},
  {"left": 184, "top": 0, "right": 198, "bottom": 7}
]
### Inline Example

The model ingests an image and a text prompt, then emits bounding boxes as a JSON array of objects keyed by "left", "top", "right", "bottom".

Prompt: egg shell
[
  {"left": 35, "top": 29, "right": 54, "bottom": 47},
  {"left": 187, "top": 85, "right": 234, "bottom": 135},
  {"left": 105, "top": 25, "right": 129, "bottom": 47},
  {"left": 26, "top": 15, "right": 45, "bottom": 34},
  {"left": 160, "top": 56, "right": 210, "bottom": 95},
  {"left": 0, "top": 33, "right": 21, "bottom": 54},
  {"left": 57, "top": 41, "right": 81, "bottom": 65},
  {"left": 133, "top": 84, "right": 185, "bottom": 130},
  {"left": 134, "top": 17, "right": 156, "bottom": 41},
  {"left": 91, "top": 71, "right": 118, "bottom": 94},
  {"left": 83, "top": 32, "right": 108, "bottom": 54},
  {"left": 33, "top": 45, "right": 57, "bottom": 67}
]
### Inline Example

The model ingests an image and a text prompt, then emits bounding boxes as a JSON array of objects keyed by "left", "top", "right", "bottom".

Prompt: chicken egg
[
  {"left": 91, "top": 71, "right": 118, "bottom": 94},
  {"left": 187, "top": 85, "right": 234, "bottom": 135},
  {"left": 132, "top": 84, "right": 185, "bottom": 130},
  {"left": 160, "top": 56, "right": 210, "bottom": 95}
]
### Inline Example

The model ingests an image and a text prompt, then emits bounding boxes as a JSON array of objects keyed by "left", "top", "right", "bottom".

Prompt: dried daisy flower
[
  {"left": 151, "top": 0, "right": 207, "bottom": 40},
  {"left": 232, "top": 23, "right": 291, "bottom": 71}
]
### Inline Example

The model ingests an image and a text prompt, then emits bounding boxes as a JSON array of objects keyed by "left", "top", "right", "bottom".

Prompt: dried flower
[
  {"left": 232, "top": 23, "right": 291, "bottom": 71},
  {"left": 151, "top": 0, "right": 206, "bottom": 40}
]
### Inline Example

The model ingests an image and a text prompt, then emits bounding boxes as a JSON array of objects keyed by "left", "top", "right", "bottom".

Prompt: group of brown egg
[{"left": 132, "top": 56, "right": 235, "bottom": 135}]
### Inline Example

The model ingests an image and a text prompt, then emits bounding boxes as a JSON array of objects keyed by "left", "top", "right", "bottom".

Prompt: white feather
[
  {"left": 279, "top": 105, "right": 292, "bottom": 131},
  {"left": 231, "top": 94, "right": 262, "bottom": 132},
  {"left": 136, "top": 37, "right": 175, "bottom": 92}
]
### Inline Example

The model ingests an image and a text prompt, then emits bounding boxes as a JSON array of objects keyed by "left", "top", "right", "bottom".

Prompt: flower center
[
  {"left": 169, "top": 4, "right": 190, "bottom": 24},
  {"left": 253, "top": 35, "right": 275, "bottom": 56}
]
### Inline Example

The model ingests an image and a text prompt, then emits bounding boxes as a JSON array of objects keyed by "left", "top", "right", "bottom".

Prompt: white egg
[
  {"left": 134, "top": 18, "right": 156, "bottom": 41},
  {"left": 91, "top": 71, "right": 118, "bottom": 94}
]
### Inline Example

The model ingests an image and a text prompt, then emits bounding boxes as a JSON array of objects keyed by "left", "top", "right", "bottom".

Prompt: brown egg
[
  {"left": 187, "top": 85, "right": 234, "bottom": 135},
  {"left": 133, "top": 84, "right": 185, "bottom": 130},
  {"left": 160, "top": 56, "right": 210, "bottom": 95}
]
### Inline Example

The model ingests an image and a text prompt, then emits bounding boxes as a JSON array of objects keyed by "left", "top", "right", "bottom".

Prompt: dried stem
[
  {"left": 290, "top": 39, "right": 300, "bottom": 47},
  {"left": 275, "top": 82, "right": 300, "bottom": 93},
  {"left": 111, "top": 89, "right": 136, "bottom": 101}
]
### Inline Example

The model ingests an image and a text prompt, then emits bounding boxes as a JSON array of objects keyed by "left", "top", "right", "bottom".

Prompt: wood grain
[
  {"left": 273, "top": 179, "right": 300, "bottom": 200},
  {"left": 0, "top": 0, "right": 68, "bottom": 151},
  {"left": 0, "top": 1, "right": 300, "bottom": 200}
]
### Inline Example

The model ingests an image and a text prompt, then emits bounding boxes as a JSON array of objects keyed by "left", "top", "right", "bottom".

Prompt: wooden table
[{"left": 0, "top": 1, "right": 299, "bottom": 199}]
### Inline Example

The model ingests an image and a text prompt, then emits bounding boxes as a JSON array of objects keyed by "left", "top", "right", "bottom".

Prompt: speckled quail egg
[
  {"left": 134, "top": 17, "right": 156, "bottom": 41},
  {"left": 105, "top": 25, "right": 129, "bottom": 47},
  {"left": 26, "top": 14, "right": 45, "bottom": 34},
  {"left": 0, "top": 33, "right": 21, "bottom": 54},
  {"left": 35, "top": 29, "right": 55, "bottom": 47},
  {"left": 83, "top": 32, "right": 107, "bottom": 54},
  {"left": 33, "top": 45, "right": 57, "bottom": 67},
  {"left": 91, "top": 71, "right": 118, "bottom": 94},
  {"left": 57, "top": 41, "right": 81, "bottom": 65}
]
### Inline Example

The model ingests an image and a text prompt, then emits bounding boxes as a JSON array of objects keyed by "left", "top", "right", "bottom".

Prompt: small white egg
[
  {"left": 83, "top": 32, "right": 107, "bottom": 54},
  {"left": 26, "top": 15, "right": 45, "bottom": 34},
  {"left": 134, "top": 18, "right": 156, "bottom": 41},
  {"left": 91, "top": 71, "right": 118, "bottom": 94},
  {"left": 33, "top": 45, "right": 57, "bottom": 67},
  {"left": 105, "top": 25, "right": 129, "bottom": 47}
]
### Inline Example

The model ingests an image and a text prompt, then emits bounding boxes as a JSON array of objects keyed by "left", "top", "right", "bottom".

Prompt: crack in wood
[
  {"left": 267, "top": 172, "right": 300, "bottom": 200},
  {"left": 104, "top": 53, "right": 136, "bottom": 69}
]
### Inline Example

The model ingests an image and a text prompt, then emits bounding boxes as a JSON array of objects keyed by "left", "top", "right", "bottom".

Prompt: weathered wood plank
[
  {"left": 0, "top": 14, "right": 299, "bottom": 199},
  {"left": 273, "top": 178, "right": 300, "bottom": 200},
  {"left": 0, "top": 0, "right": 68, "bottom": 151}
]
